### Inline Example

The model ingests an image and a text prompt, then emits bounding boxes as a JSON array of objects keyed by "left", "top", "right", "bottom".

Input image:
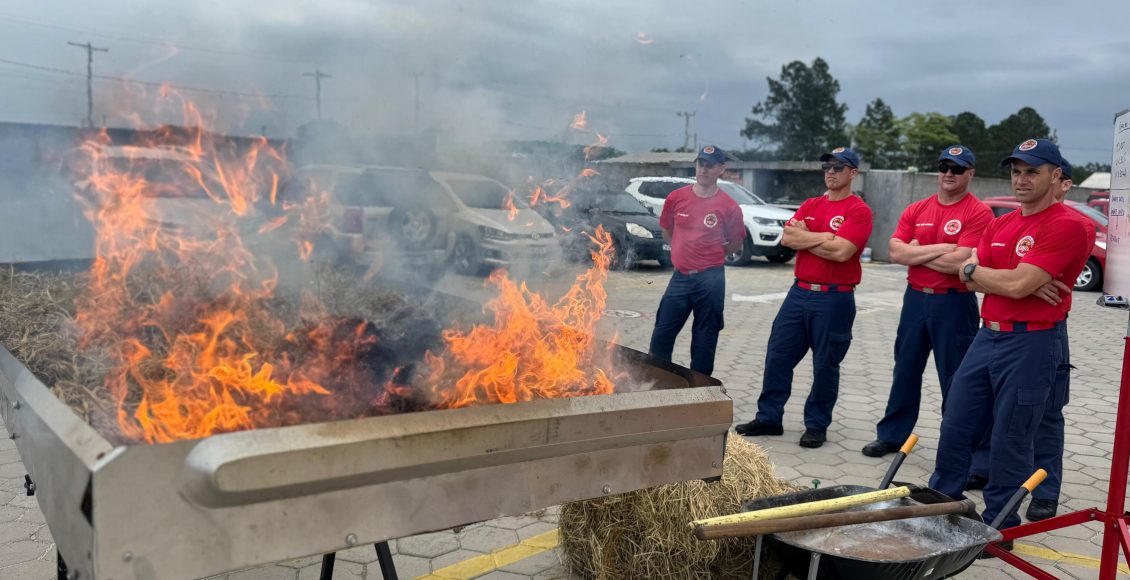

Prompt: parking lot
[{"left": 1, "top": 259, "right": 1127, "bottom": 579}]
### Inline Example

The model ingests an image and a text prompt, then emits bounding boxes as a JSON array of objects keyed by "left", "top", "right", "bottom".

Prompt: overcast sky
[{"left": 2, "top": 0, "right": 1128, "bottom": 164}]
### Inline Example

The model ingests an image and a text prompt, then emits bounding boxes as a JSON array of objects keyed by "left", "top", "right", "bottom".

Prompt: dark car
[
  {"left": 540, "top": 188, "right": 670, "bottom": 270},
  {"left": 982, "top": 197, "right": 1107, "bottom": 291}
]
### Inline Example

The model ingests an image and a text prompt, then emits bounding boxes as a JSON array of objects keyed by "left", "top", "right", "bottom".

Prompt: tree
[
  {"left": 898, "top": 112, "right": 959, "bottom": 170},
  {"left": 853, "top": 98, "right": 901, "bottom": 169},
  {"left": 950, "top": 112, "right": 992, "bottom": 161},
  {"left": 989, "top": 107, "right": 1052, "bottom": 156},
  {"left": 741, "top": 58, "right": 849, "bottom": 161}
]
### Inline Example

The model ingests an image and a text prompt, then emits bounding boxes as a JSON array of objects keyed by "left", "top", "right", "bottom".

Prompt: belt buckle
[
  {"left": 810, "top": 283, "right": 822, "bottom": 291},
  {"left": 922, "top": 287, "right": 935, "bottom": 294},
  {"left": 988, "top": 321, "right": 1001, "bottom": 331}
]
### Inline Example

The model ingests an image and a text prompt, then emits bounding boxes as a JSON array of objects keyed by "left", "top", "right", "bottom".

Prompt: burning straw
[{"left": 559, "top": 436, "right": 800, "bottom": 579}]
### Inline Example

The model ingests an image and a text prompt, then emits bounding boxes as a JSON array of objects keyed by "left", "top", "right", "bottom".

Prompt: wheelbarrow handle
[
  {"left": 689, "top": 485, "right": 922, "bottom": 529},
  {"left": 694, "top": 498, "right": 978, "bottom": 540}
]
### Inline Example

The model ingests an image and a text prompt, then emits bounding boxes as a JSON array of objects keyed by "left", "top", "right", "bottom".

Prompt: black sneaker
[
  {"left": 978, "top": 539, "right": 1014, "bottom": 559},
  {"left": 964, "top": 474, "right": 989, "bottom": 491},
  {"left": 734, "top": 420, "right": 783, "bottom": 436},
  {"left": 799, "top": 429, "right": 827, "bottom": 448},
  {"left": 1026, "top": 499, "right": 1058, "bottom": 522},
  {"left": 861, "top": 439, "right": 901, "bottom": 457}
]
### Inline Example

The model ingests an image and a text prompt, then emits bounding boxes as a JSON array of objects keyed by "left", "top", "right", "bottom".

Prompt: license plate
[{"left": 662, "top": 244, "right": 671, "bottom": 251}]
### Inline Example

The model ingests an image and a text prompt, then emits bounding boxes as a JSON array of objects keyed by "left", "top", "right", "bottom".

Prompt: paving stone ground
[{"left": 2, "top": 261, "right": 1127, "bottom": 579}]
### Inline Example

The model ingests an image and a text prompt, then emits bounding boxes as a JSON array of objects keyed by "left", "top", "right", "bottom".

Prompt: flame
[
  {"left": 571, "top": 111, "right": 588, "bottom": 131},
  {"left": 503, "top": 190, "right": 520, "bottom": 221},
  {"left": 425, "top": 227, "right": 617, "bottom": 407},
  {"left": 635, "top": 32, "right": 655, "bottom": 45},
  {"left": 584, "top": 133, "right": 609, "bottom": 161}
]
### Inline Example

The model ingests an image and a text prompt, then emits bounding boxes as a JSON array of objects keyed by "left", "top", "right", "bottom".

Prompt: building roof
[{"left": 1078, "top": 172, "right": 1110, "bottom": 190}]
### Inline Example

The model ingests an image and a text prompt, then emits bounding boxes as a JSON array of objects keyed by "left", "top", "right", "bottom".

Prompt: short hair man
[
  {"left": 736, "top": 147, "right": 874, "bottom": 448},
  {"left": 647, "top": 145, "right": 745, "bottom": 376},
  {"left": 862, "top": 145, "right": 993, "bottom": 457},
  {"left": 929, "top": 139, "right": 1091, "bottom": 532}
]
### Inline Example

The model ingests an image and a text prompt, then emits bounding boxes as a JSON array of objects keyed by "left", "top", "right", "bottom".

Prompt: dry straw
[{"left": 560, "top": 436, "right": 800, "bottom": 579}]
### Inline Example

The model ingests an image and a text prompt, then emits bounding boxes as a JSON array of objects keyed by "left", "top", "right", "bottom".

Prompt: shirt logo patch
[
  {"left": 829, "top": 215, "right": 844, "bottom": 231},
  {"left": 1015, "top": 235, "right": 1035, "bottom": 257},
  {"left": 944, "top": 219, "right": 962, "bottom": 235},
  {"left": 1018, "top": 139, "right": 1038, "bottom": 151},
  {"left": 948, "top": 147, "right": 964, "bottom": 156},
  {"left": 704, "top": 213, "right": 718, "bottom": 228}
]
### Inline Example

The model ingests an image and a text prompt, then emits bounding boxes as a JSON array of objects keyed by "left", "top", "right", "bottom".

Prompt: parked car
[
  {"left": 536, "top": 185, "right": 670, "bottom": 269},
  {"left": 624, "top": 176, "right": 796, "bottom": 265},
  {"left": 1088, "top": 190, "right": 1110, "bottom": 216},
  {"left": 429, "top": 172, "right": 562, "bottom": 276},
  {"left": 276, "top": 164, "right": 454, "bottom": 283},
  {"left": 982, "top": 196, "right": 1107, "bottom": 291}
]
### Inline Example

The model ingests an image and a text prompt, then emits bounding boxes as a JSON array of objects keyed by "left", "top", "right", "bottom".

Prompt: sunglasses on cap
[
  {"left": 820, "top": 163, "right": 848, "bottom": 173},
  {"left": 937, "top": 163, "right": 969, "bottom": 175}
]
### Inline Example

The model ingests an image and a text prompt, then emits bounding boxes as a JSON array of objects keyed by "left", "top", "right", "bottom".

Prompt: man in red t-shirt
[
  {"left": 862, "top": 145, "right": 992, "bottom": 458},
  {"left": 647, "top": 145, "right": 745, "bottom": 376},
  {"left": 929, "top": 139, "right": 1090, "bottom": 532},
  {"left": 736, "top": 146, "right": 873, "bottom": 448}
]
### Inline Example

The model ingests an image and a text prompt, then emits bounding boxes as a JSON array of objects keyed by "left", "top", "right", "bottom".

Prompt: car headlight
[
  {"left": 753, "top": 217, "right": 784, "bottom": 227},
  {"left": 480, "top": 226, "right": 515, "bottom": 241},
  {"left": 626, "top": 223, "right": 654, "bottom": 238}
]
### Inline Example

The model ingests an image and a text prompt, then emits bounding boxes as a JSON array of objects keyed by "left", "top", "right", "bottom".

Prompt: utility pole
[
  {"left": 412, "top": 74, "right": 421, "bottom": 136},
  {"left": 676, "top": 111, "right": 695, "bottom": 151},
  {"left": 302, "top": 69, "right": 332, "bottom": 120},
  {"left": 67, "top": 41, "right": 108, "bottom": 128}
]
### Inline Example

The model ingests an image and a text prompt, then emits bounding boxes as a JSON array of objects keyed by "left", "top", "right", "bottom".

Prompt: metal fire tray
[{"left": 0, "top": 343, "right": 731, "bottom": 580}]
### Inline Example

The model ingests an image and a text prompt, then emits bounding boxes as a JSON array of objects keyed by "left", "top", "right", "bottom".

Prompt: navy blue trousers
[
  {"left": 648, "top": 267, "right": 725, "bottom": 376},
  {"left": 971, "top": 322, "right": 1070, "bottom": 503},
  {"left": 755, "top": 284, "right": 856, "bottom": 431},
  {"left": 929, "top": 324, "right": 1062, "bottom": 528},
  {"left": 875, "top": 286, "right": 979, "bottom": 445}
]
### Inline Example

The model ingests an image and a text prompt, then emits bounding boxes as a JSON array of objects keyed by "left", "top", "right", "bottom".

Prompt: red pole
[{"left": 1099, "top": 317, "right": 1130, "bottom": 580}]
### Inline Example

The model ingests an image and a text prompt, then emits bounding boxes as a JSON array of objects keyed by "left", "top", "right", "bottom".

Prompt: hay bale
[{"left": 560, "top": 436, "right": 800, "bottom": 579}]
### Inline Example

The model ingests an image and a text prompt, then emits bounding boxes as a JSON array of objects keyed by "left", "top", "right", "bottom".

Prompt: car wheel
[
  {"left": 390, "top": 206, "right": 438, "bottom": 249},
  {"left": 766, "top": 250, "right": 795, "bottom": 264},
  {"left": 610, "top": 237, "right": 636, "bottom": 271},
  {"left": 725, "top": 234, "right": 753, "bottom": 267},
  {"left": 657, "top": 255, "right": 673, "bottom": 269},
  {"left": 452, "top": 236, "right": 483, "bottom": 276},
  {"left": 1075, "top": 257, "right": 1102, "bottom": 291}
]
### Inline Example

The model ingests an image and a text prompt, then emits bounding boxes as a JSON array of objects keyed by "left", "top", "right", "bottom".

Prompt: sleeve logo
[
  {"left": 829, "top": 215, "right": 844, "bottom": 231},
  {"left": 944, "top": 219, "right": 963, "bottom": 235},
  {"left": 1015, "top": 235, "right": 1035, "bottom": 257},
  {"left": 704, "top": 213, "right": 718, "bottom": 228}
]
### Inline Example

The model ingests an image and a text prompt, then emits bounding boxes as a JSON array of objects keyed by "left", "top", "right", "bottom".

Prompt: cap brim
[
  {"left": 1000, "top": 153, "right": 1054, "bottom": 168},
  {"left": 820, "top": 153, "right": 856, "bottom": 167},
  {"left": 938, "top": 154, "right": 974, "bottom": 168}
]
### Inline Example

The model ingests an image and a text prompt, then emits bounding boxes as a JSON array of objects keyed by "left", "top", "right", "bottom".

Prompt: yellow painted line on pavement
[
  {"left": 417, "top": 529, "right": 559, "bottom": 580},
  {"left": 1012, "top": 541, "right": 1130, "bottom": 575}
]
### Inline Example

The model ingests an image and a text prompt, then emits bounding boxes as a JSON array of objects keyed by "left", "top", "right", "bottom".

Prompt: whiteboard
[{"left": 1105, "top": 109, "right": 1130, "bottom": 297}]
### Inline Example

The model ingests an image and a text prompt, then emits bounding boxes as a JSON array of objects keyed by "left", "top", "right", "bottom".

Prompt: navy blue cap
[
  {"left": 1060, "top": 159, "right": 1073, "bottom": 180},
  {"left": 819, "top": 146, "right": 860, "bottom": 168},
  {"left": 696, "top": 145, "right": 726, "bottom": 165},
  {"left": 938, "top": 145, "right": 976, "bottom": 168},
  {"left": 1000, "top": 138, "right": 1064, "bottom": 169}
]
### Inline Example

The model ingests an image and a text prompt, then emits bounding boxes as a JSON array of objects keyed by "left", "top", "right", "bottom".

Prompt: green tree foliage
[
  {"left": 1072, "top": 162, "right": 1112, "bottom": 185},
  {"left": 741, "top": 58, "right": 849, "bottom": 161},
  {"left": 898, "top": 112, "right": 959, "bottom": 170},
  {"left": 853, "top": 98, "right": 901, "bottom": 169},
  {"left": 950, "top": 112, "right": 993, "bottom": 161}
]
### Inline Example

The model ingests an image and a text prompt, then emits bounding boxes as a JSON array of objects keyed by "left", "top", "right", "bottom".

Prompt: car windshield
[
  {"left": 592, "top": 192, "right": 651, "bottom": 214},
  {"left": 718, "top": 182, "right": 766, "bottom": 206},
  {"left": 447, "top": 178, "right": 526, "bottom": 210},
  {"left": 1069, "top": 202, "right": 1109, "bottom": 228}
]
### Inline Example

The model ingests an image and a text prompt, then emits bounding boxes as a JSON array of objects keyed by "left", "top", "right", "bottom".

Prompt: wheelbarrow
[{"left": 693, "top": 435, "right": 1045, "bottom": 579}]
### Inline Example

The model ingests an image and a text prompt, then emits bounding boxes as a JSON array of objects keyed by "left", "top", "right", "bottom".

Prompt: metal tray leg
[
  {"left": 375, "top": 541, "right": 399, "bottom": 580},
  {"left": 806, "top": 551, "right": 821, "bottom": 580},
  {"left": 750, "top": 535, "right": 763, "bottom": 580},
  {"left": 319, "top": 553, "right": 336, "bottom": 579}
]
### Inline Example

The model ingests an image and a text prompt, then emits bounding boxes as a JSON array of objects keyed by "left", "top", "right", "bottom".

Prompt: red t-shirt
[
  {"left": 892, "top": 192, "right": 993, "bottom": 290},
  {"left": 978, "top": 202, "right": 1091, "bottom": 323},
  {"left": 659, "top": 185, "right": 745, "bottom": 273},
  {"left": 1061, "top": 204, "right": 1098, "bottom": 313},
  {"left": 792, "top": 193, "right": 873, "bottom": 285}
]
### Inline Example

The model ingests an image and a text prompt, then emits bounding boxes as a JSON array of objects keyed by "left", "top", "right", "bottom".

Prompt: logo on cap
[
  {"left": 1015, "top": 235, "right": 1035, "bottom": 257},
  {"left": 829, "top": 215, "right": 844, "bottom": 231},
  {"left": 944, "top": 219, "right": 962, "bottom": 235},
  {"left": 948, "top": 147, "right": 964, "bottom": 156},
  {"left": 703, "top": 146, "right": 715, "bottom": 154},
  {"left": 704, "top": 213, "right": 718, "bottom": 228},
  {"left": 1018, "top": 139, "right": 1038, "bottom": 151},
  {"left": 832, "top": 147, "right": 846, "bottom": 154}
]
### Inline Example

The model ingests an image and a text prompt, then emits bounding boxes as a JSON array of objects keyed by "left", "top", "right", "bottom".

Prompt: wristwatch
[{"left": 962, "top": 263, "right": 977, "bottom": 282}]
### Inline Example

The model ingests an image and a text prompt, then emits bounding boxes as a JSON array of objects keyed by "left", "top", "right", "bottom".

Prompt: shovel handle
[
  {"left": 878, "top": 434, "right": 919, "bottom": 489},
  {"left": 695, "top": 498, "right": 978, "bottom": 540},
  {"left": 690, "top": 485, "right": 919, "bottom": 528},
  {"left": 990, "top": 469, "right": 1048, "bottom": 530}
]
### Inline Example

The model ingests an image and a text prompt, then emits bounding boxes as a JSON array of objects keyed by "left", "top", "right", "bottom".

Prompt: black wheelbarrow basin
[{"left": 742, "top": 485, "right": 1003, "bottom": 580}]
